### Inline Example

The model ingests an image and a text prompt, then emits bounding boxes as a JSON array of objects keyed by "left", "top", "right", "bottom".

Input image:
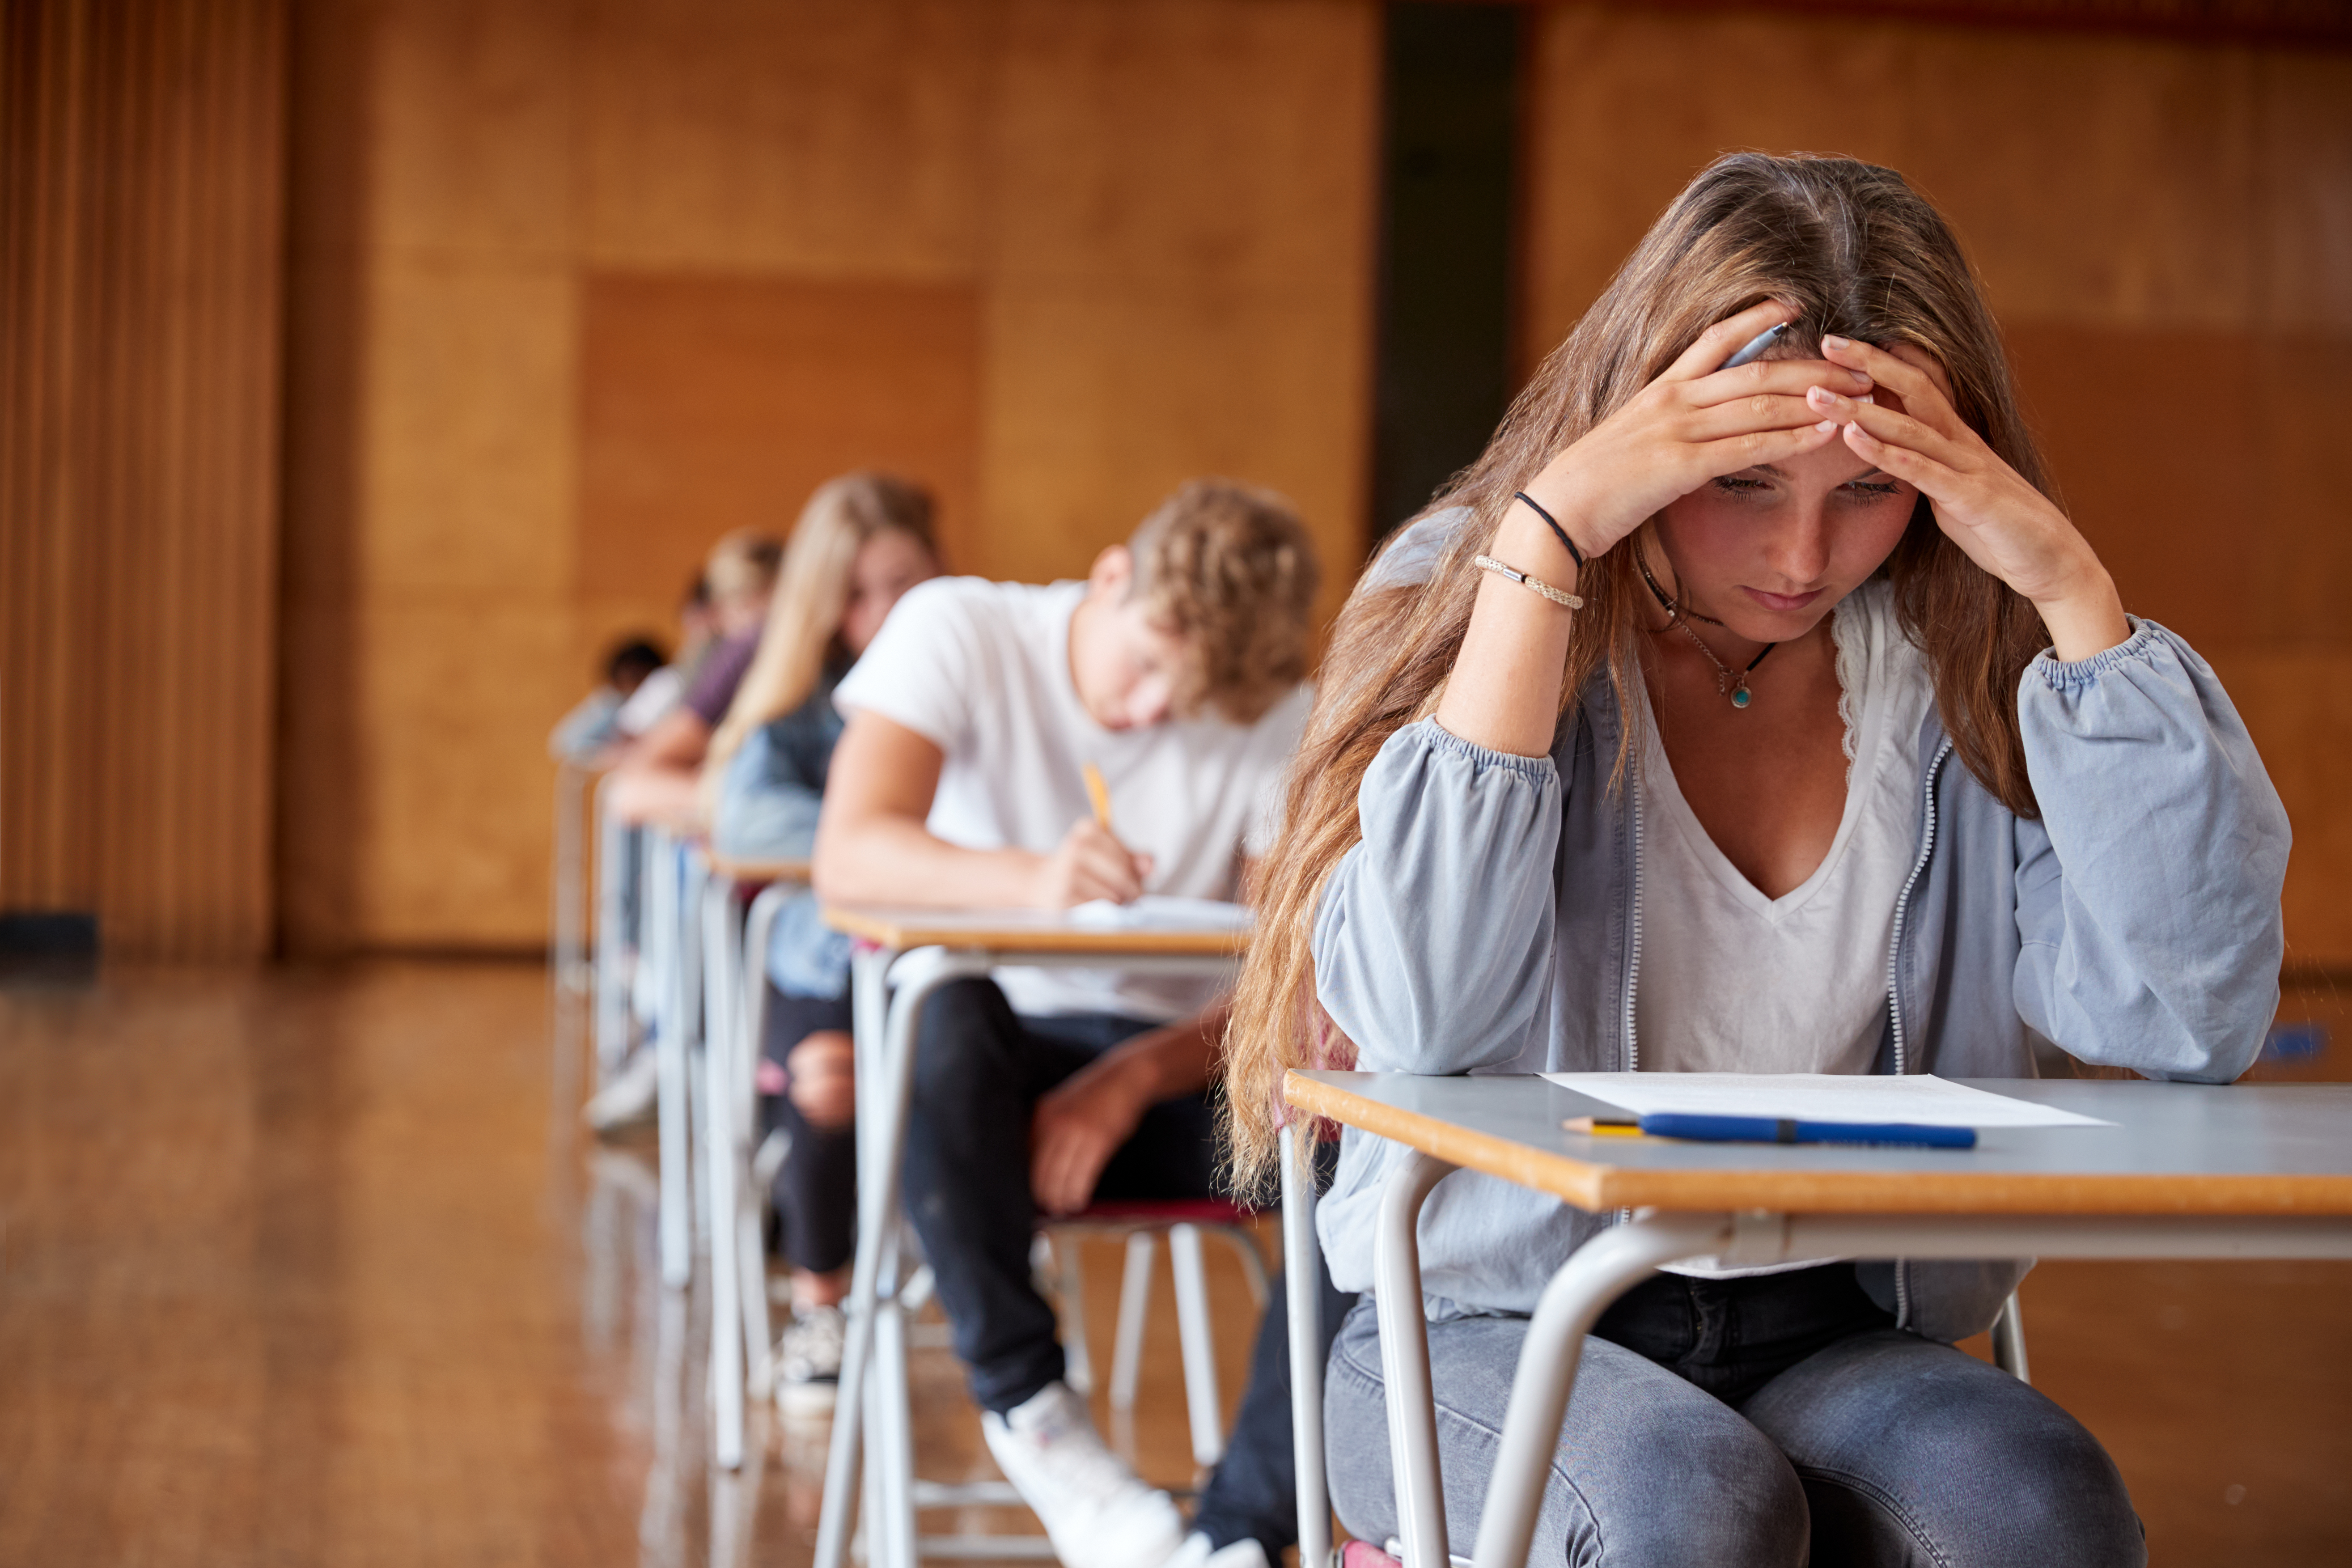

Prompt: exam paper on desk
[
  {"left": 1066, "top": 895, "right": 1253, "bottom": 932},
  {"left": 1538, "top": 1072, "right": 2113, "bottom": 1128}
]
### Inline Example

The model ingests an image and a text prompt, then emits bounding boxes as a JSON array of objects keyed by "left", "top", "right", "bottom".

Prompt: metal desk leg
[
  {"left": 1469, "top": 1213, "right": 1733, "bottom": 1568},
  {"left": 737, "top": 884, "right": 792, "bottom": 1395},
  {"left": 553, "top": 761, "right": 590, "bottom": 998},
  {"left": 814, "top": 945, "right": 992, "bottom": 1568},
  {"left": 815, "top": 944, "right": 895, "bottom": 1568},
  {"left": 1281, "top": 1122, "right": 1331, "bottom": 1568},
  {"left": 1374, "top": 1153, "right": 1458, "bottom": 1568},
  {"left": 703, "top": 872, "right": 746, "bottom": 1470},
  {"left": 592, "top": 776, "right": 631, "bottom": 1083},
  {"left": 1990, "top": 1291, "right": 2030, "bottom": 1383},
  {"left": 873, "top": 1208, "right": 917, "bottom": 1568},
  {"left": 682, "top": 851, "right": 711, "bottom": 1251},
  {"left": 651, "top": 829, "right": 694, "bottom": 1290}
]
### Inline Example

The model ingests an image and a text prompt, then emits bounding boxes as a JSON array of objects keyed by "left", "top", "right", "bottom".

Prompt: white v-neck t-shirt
[
  {"left": 835, "top": 575, "right": 1311, "bottom": 1022},
  {"left": 1632, "top": 581, "right": 1935, "bottom": 1276}
]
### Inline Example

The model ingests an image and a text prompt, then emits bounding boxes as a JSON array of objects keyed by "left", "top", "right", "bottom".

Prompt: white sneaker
[
  {"left": 1166, "top": 1533, "right": 1272, "bottom": 1568},
  {"left": 773, "top": 1304, "right": 845, "bottom": 1415},
  {"left": 981, "top": 1382, "right": 1185, "bottom": 1568},
  {"left": 582, "top": 1048, "right": 659, "bottom": 1135}
]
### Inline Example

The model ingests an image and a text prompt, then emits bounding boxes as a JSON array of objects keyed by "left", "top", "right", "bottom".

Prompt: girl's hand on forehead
[
  {"left": 1811, "top": 335, "right": 2130, "bottom": 660},
  {"left": 1520, "top": 299, "right": 1873, "bottom": 560}
]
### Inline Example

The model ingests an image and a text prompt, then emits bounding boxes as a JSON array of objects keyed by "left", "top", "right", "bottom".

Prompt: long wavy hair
[
  {"left": 703, "top": 471, "right": 938, "bottom": 791},
  {"left": 1221, "top": 153, "right": 2056, "bottom": 1194}
]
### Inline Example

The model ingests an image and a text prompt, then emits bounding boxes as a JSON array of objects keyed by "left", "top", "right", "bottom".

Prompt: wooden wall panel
[
  {"left": 1519, "top": 2, "right": 2352, "bottom": 962},
  {"left": 1521, "top": 10, "right": 2352, "bottom": 343},
  {"left": 282, "top": 0, "right": 582, "bottom": 952},
  {"left": 0, "top": 0, "right": 288, "bottom": 960},
  {"left": 577, "top": 275, "right": 984, "bottom": 657},
  {"left": 279, "top": 0, "right": 1381, "bottom": 950},
  {"left": 577, "top": 0, "right": 991, "bottom": 279},
  {"left": 982, "top": 0, "right": 1380, "bottom": 603}
]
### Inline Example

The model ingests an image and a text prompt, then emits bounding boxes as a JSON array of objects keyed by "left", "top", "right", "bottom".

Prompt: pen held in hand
[{"left": 1082, "top": 761, "right": 1113, "bottom": 832}]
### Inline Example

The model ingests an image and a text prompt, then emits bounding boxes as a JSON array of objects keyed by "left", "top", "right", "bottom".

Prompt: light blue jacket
[
  {"left": 1312, "top": 618, "right": 2290, "bottom": 1341},
  {"left": 713, "top": 665, "right": 854, "bottom": 1000}
]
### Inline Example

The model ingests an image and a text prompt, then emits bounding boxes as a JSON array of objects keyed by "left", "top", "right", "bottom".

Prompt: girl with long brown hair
[{"left": 1225, "top": 154, "right": 2287, "bottom": 1564}]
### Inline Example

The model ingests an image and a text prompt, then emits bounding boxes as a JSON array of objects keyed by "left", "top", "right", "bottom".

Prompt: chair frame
[{"left": 1048, "top": 1206, "right": 1270, "bottom": 1470}]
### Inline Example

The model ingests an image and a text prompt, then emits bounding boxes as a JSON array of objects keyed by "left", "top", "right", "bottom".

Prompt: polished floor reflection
[{"left": 0, "top": 960, "right": 2346, "bottom": 1565}]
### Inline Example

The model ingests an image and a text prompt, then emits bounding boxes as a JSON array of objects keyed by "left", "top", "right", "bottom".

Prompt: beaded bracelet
[{"left": 1475, "top": 555, "right": 1584, "bottom": 611}]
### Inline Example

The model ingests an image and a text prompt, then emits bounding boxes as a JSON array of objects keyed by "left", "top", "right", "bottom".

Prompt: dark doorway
[{"left": 1370, "top": 1, "right": 1521, "bottom": 543}]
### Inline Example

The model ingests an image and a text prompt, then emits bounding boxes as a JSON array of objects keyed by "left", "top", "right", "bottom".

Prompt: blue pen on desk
[{"left": 1641, "top": 1113, "right": 1975, "bottom": 1149}]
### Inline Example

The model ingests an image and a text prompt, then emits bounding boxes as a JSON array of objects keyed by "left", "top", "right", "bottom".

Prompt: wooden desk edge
[
  {"left": 823, "top": 904, "right": 1248, "bottom": 956},
  {"left": 1281, "top": 1071, "right": 2352, "bottom": 1217},
  {"left": 706, "top": 855, "right": 811, "bottom": 885}
]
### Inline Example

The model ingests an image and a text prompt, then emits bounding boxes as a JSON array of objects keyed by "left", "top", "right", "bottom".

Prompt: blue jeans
[{"left": 1326, "top": 1264, "right": 2144, "bottom": 1567}]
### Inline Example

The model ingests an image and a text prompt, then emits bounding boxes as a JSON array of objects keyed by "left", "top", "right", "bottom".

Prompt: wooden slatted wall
[{"left": 0, "top": 0, "right": 288, "bottom": 960}]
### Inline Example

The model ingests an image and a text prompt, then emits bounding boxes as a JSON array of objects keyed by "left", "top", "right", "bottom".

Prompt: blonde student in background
[
  {"left": 814, "top": 481, "right": 1319, "bottom": 1568},
  {"left": 700, "top": 472, "right": 942, "bottom": 1415},
  {"left": 1221, "top": 153, "right": 2289, "bottom": 1567},
  {"left": 605, "top": 526, "right": 786, "bottom": 827}
]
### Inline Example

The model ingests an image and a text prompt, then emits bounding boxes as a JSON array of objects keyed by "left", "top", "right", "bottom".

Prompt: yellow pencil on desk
[
  {"left": 1082, "top": 761, "right": 1113, "bottom": 831},
  {"left": 1564, "top": 1116, "right": 1644, "bottom": 1138}
]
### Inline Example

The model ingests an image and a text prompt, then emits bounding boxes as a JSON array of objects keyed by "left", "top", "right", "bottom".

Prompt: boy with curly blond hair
[{"left": 814, "top": 479, "right": 1321, "bottom": 1568}]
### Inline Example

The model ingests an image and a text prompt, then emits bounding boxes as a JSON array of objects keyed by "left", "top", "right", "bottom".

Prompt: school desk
[
  {"left": 695, "top": 852, "right": 812, "bottom": 1470},
  {"left": 810, "top": 906, "right": 1249, "bottom": 1568},
  {"left": 1280, "top": 1070, "right": 2352, "bottom": 1568},
  {"left": 598, "top": 799, "right": 717, "bottom": 1300}
]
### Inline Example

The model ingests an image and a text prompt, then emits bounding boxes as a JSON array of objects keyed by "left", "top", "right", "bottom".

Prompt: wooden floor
[{"left": 0, "top": 959, "right": 2345, "bottom": 1566}]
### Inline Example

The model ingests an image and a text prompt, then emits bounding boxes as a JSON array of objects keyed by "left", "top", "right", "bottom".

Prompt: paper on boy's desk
[
  {"left": 1067, "top": 895, "right": 1253, "bottom": 932},
  {"left": 1539, "top": 1072, "right": 2112, "bottom": 1129}
]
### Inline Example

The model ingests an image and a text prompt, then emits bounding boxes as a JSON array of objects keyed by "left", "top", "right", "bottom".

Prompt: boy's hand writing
[{"left": 1030, "top": 819, "right": 1153, "bottom": 908}]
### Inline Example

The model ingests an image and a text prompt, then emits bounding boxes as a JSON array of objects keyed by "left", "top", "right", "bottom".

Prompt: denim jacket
[
  {"left": 713, "top": 664, "right": 853, "bottom": 1000},
  {"left": 1311, "top": 618, "right": 2290, "bottom": 1341}
]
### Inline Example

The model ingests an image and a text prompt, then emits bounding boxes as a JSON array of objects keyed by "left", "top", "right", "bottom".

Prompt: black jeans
[
  {"left": 905, "top": 979, "right": 1359, "bottom": 1556},
  {"left": 760, "top": 987, "right": 858, "bottom": 1276},
  {"left": 903, "top": 978, "right": 1222, "bottom": 1413}
]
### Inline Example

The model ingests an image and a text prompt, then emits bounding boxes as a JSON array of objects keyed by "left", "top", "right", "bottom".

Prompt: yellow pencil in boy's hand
[{"left": 1082, "top": 762, "right": 1113, "bottom": 832}]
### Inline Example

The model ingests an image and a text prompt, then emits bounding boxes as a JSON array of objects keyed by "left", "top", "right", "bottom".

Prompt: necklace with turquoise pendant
[
  {"left": 1636, "top": 538, "right": 1777, "bottom": 709},
  {"left": 1674, "top": 617, "right": 1775, "bottom": 709}
]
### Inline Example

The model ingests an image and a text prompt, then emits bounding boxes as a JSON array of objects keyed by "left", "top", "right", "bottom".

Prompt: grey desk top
[{"left": 1284, "top": 1070, "right": 2352, "bottom": 1216}]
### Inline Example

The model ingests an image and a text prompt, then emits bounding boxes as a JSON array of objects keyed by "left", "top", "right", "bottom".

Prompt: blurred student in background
[
  {"left": 814, "top": 480, "right": 1321, "bottom": 1568},
  {"left": 701, "top": 472, "right": 943, "bottom": 1411},
  {"left": 607, "top": 573, "right": 723, "bottom": 742},
  {"left": 607, "top": 527, "right": 785, "bottom": 826},
  {"left": 586, "top": 527, "right": 785, "bottom": 1133},
  {"left": 549, "top": 636, "right": 667, "bottom": 764}
]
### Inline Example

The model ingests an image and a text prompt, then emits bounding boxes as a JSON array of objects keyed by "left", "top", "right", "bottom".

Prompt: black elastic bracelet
[{"left": 1512, "top": 490, "right": 1583, "bottom": 568}]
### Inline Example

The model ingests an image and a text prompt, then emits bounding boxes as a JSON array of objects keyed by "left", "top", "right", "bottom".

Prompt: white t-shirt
[
  {"left": 1633, "top": 579, "right": 1935, "bottom": 1276},
  {"left": 835, "top": 575, "right": 1312, "bottom": 1021}
]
